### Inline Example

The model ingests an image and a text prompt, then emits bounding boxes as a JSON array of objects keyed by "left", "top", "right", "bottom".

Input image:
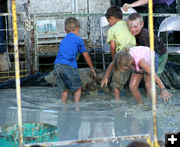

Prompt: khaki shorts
[{"left": 110, "top": 69, "right": 131, "bottom": 90}]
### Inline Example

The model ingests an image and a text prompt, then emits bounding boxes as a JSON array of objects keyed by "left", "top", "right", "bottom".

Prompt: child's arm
[
  {"left": 110, "top": 40, "right": 116, "bottom": 60},
  {"left": 82, "top": 52, "right": 96, "bottom": 77},
  {"left": 101, "top": 62, "right": 114, "bottom": 87},
  {"left": 139, "top": 59, "right": 171, "bottom": 101}
]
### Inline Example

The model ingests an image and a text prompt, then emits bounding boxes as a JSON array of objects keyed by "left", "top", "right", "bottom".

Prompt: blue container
[{"left": 0, "top": 122, "right": 58, "bottom": 146}]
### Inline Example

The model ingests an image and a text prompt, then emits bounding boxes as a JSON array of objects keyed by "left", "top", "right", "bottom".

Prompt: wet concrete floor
[{"left": 0, "top": 86, "right": 180, "bottom": 146}]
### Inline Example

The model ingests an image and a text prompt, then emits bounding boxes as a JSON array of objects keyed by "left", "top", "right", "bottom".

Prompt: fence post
[
  {"left": 24, "top": 0, "right": 34, "bottom": 74},
  {"left": 148, "top": 0, "right": 160, "bottom": 147},
  {"left": 12, "top": 0, "right": 23, "bottom": 146}
]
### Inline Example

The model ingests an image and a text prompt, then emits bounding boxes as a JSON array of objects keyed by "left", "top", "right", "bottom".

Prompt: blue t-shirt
[{"left": 54, "top": 33, "right": 87, "bottom": 68}]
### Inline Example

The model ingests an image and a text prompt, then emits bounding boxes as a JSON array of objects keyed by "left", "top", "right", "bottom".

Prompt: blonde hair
[
  {"left": 114, "top": 48, "right": 132, "bottom": 71},
  {"left": 127, "top": 13, "right": 144, "bottom": 24},
  {"left": 65, "top": 17, "right": 80, "bottom": 33}
]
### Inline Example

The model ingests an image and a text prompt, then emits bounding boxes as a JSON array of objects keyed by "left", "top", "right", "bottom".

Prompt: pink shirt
[{"left": 129, "top": 46, "right": 154, "bottom": 72}]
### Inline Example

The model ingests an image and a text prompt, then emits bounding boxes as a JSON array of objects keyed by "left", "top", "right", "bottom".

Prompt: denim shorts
[{"left": 54, "top": 64, "right": 81, "bottom": 92}]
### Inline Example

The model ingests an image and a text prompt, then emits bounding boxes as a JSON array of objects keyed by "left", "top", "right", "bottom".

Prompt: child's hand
[
  {"left": 101, "top": 78, "right": 108, "bottom": 87},
  {"left": 160, "top": 89, "right": 171, "bottom": 101},
  {"left": 90, "top": 68, "right": 96, "bottom": 78}
]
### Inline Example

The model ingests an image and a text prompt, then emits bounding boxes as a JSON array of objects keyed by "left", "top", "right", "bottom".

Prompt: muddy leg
[
  {"left": 114, "top": 88, "right": 120, "bottom": 100},
  {"left": 126, "top": 87, "right": 131, "bottom": 97},
  {"left": 61, "top": 89, "right": 69, "bottom": 103},
  {"left": 74, "top": 87, "right": 81, "bottom": 103},
  {"left": 144, "top": 74, "right": 158, "bottom": 104},
  {"left": 129, "top": 73, "right": 143, "bottom": 104}
]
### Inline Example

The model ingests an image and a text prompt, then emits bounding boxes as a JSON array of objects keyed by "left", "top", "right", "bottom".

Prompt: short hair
[
  {"left": 127, "top": 13, "right": 144, "bottom": 24},
  {"left": 105, "top": 6, "right": 122, "bottom": 19},
  {"left": 65, "top": 17, "right": 80, "bottom": 33},
  {"left": 113, "top": 48, "right": 131, "bottom": 71},
  {"left": 126, "top": 141, "right": 150, "bottom": 147}
]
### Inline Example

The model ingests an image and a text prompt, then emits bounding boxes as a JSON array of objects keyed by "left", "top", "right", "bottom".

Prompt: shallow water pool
[{"left": 0, "top": 86, "right": 179, "bottom": 146}]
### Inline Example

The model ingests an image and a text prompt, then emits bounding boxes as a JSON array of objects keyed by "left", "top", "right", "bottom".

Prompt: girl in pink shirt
[{"left": 101, "top": 46, "right": 171, "bottom": 104}]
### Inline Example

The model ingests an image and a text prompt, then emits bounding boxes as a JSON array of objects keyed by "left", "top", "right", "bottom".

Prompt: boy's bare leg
[
  {"left": 74, "top": 87, "right": 81, "bottom": 103},
  {"left": 129, "top": 73, "right": 143, "bottom": 104},
  {"left": 61, "top": 89, "right": 69, "bottom": 103},
  {"left": 114, "top": 88, "right": 120, "bottom": 100}
]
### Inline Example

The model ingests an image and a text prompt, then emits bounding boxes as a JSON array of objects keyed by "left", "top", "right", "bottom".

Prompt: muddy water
[{"left": 0, "top": 86, "right": 180, "bottom": 146}]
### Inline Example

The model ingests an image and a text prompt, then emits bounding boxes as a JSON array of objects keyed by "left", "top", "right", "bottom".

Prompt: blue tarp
[{"left": 0, "top": 73, "right": 51, "bottom": 89}]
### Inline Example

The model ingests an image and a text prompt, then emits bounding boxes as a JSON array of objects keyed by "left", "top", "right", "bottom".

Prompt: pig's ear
[{"left": 85, "top": 82, "right": 97, "bottom": 91}]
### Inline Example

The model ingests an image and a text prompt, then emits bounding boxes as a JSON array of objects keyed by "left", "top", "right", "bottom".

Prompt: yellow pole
[
  {"left": 148, "top": 1, "right": 160, "bottom": 147},
  {"left": 12, "top": 0, "right": 23, "bottom": 146}
]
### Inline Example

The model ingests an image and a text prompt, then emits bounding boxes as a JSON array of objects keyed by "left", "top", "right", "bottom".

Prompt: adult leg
[
  {"left": 74, "top": 87, "right": 82, "bottom": 103},
  {"left": 61, "top": 89, "right": 69, "bottom": 103},
  {"left": 129, "top": 73, "right": 143, "bottom": 104}
]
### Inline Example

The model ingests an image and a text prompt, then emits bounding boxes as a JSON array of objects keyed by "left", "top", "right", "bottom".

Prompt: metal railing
[
  {"left": 0, "top": 12, "right": 28, "bottom": 82},
  {"left": 32, "top": 12, "right": 180, "bottom": 72},
  {"left": 24, "top": 134, "right": 151, "bottom": 147},
  {"left": 33, "top": 13, "right": 106, "bottom": 71}
]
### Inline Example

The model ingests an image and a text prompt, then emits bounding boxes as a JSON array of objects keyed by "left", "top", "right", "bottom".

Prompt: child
[
  {"left": 101, "top": 46, "right": 171, "bottom": 104},
  {"left": 105, "top": 6, "right": 136, "bottom": 59},
  {"left": 127, "top": 13, "right": 168, "bottom": 76},
  {"left": 54, "top": 17, "right": 96, "bottom": 103},
  {"left": 104, "top": 6, "right": 136, "bottom": 100}
]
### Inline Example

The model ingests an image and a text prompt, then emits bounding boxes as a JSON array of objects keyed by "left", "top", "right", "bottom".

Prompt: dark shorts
[
  {"left": 155, "top": 53, "right": 159, "bottom": 73},
  {"left": 54, "top": 64, "right": 81, "bottom": 92}
]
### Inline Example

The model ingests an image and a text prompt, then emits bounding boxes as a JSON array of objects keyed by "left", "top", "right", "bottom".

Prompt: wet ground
[{"left": 0, "top": 86, "right": 180, "bottom": 146}]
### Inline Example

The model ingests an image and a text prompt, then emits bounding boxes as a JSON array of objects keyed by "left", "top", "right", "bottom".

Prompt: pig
[{"left": 44, "top": 68, "right": 112, "bottom": 95}]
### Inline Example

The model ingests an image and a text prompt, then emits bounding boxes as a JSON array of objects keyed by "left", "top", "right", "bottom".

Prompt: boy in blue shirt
[{"left": 54, "top": 17, "right": 96, "bottom": 103}]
